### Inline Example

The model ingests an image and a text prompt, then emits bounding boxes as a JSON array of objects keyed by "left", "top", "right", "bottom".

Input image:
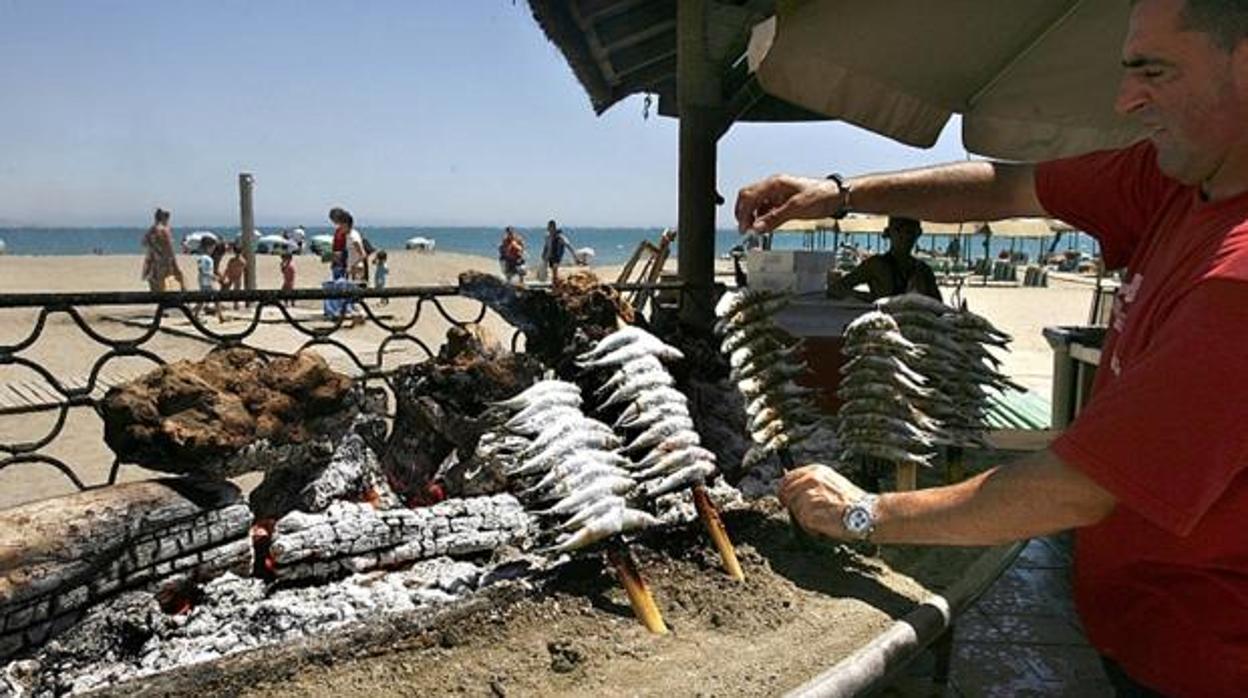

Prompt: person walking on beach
[
  {"left": 280, "top": 252, "right": 296, "bottom": 307},
  {"left": 373, "top": 250, "right": 389, "bottom": 305},
  {"left": 734, "top": 1, "right": 1248, "bottom": 693},
  {"left": 141, "top": 208, "right": 185, "bottom": 292},
  {"left": 540, "top": 220, "right": 576, "bottom": 283},
  {"left": 221, "top": 244, "right": 247, "bottom": 309},
  {"left": 499, "top": 226, "right": 526, "bottom": 284},
  {"left": 827, "top": 216, "right": 941, "bottom": 302},
  {"left": 328, "top": 207, "right": 364, "bottom": 323},
  {"left": 192, "top": 238, "right": 224, "bottom": 323}
]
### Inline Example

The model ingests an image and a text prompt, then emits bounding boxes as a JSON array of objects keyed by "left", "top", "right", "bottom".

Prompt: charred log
[
  {"left": 268, "top": 495, "right": 533, "bottom": 583},
  {"left": 0, "top": 479, "right": 253, "bottom": 661},
  {"left": 249, "top": 415, "right": 400, "bottom": 520},
  {"left": 458, "top": 270, "right": 631, "bottom": 370},
  {"left": 101, "top": 349, "right": 359, "bottom": 480},
  {"left": 383, "top": 327, "right": 543, "bottom": 498}
]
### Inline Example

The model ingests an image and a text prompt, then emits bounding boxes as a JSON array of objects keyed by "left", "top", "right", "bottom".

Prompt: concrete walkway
[{"left": 886, "top": 533, "right": 1114, "bottom": 697}]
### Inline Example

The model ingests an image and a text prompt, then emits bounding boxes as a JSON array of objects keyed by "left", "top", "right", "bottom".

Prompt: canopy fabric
[{"left": 748, "top": 0, "right": 1148, "bottom": 161}]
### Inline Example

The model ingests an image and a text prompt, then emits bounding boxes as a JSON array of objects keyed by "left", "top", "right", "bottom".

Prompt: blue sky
[{"left": 0, "top": 1, "right": 967, "bottom": 228}]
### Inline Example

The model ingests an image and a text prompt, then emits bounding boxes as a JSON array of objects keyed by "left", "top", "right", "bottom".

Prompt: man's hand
[
  {"left": 778, "top": 464, "right": 870, "bottom": 540},
  {"left": 735, "top": 175, "right": 843, "bottom": 233}
]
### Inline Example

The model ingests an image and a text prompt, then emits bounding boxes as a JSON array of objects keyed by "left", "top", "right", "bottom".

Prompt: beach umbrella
[{"left": 747, "top": 0, "right": 1146, "bottom": 161}]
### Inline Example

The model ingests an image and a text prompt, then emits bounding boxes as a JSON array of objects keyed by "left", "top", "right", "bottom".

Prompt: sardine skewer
[
  {"left": 693, "top": 484, "right": 744, "bottom": 581},
  {"left": 607, "top": 545, "right": 668, "bottom": 635}
]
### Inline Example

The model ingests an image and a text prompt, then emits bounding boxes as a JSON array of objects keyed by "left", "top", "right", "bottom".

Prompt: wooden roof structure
[{"left": 526, "top": 0, "right": 824, "bottom": 125}]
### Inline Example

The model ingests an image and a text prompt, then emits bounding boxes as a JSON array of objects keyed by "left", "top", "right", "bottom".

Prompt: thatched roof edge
[{"left": 527, "top": 0, "right": 617, "bottom": 115}]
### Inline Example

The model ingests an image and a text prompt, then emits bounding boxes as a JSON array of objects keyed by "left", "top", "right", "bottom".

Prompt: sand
[{"left": 0, "top": 250, "right": 1097, "bottom": 510}]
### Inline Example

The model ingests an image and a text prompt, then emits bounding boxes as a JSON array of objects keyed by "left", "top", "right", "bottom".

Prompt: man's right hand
[{"left": 735, "top": 175, "right": 844, "bottom": 233}]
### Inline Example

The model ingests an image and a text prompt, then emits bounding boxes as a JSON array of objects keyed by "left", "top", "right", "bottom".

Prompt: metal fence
[{"left": 0, "top": 282, "right": 687, "bottom": 500}]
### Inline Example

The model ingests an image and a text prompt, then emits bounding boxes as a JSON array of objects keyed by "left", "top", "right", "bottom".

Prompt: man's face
[
  {"left": 1116, "top": 0, "right": 1248, "bottom": 184},
  {"left": 884, "top": 224, "right": 920, "bottom": 252}
]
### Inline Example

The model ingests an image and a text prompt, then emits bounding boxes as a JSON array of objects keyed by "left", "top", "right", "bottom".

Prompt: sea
[{"left": 0, "top": 225, "right": 1098, "bottom": 266}]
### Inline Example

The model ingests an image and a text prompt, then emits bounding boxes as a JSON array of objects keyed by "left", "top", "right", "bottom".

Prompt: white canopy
[{"left": 748, "top": 0, "right": 1146, "bottom": 161}]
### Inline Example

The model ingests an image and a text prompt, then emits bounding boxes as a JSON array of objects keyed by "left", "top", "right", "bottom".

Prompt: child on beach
[
  {"left": 373, "top": 250, "right": 389, "bottom": 305},
  {"left": 193, "top": 239, "right": 225, "bottom": 323},
  {"left": 222, "top": 244, "right": 247, "bottom": 309},
  {"left": 280, "top": 252, "right": 296, "bottom": 306}
]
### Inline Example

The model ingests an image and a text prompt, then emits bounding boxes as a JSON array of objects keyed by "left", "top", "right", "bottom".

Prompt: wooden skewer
[
  {"left": 692, "top": 484, "right": 744, "bottom": 581},
  {"left": 606, "top": 545, "right": 668, "bottom": 635}
]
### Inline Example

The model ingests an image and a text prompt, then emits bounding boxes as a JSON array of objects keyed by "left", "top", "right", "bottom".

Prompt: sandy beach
[{"left": 0, "top": 250, "right": 1098, "bottom": 509}]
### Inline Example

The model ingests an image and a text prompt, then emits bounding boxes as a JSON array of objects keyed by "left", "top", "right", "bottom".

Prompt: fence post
[{"left": 239, "top": 173, "right": 257, "bottom": 292}]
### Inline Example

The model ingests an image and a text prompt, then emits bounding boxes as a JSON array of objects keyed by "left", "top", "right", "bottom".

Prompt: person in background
[
  {"left": 141, "top": 208, "right": 185, "bottom": 292},
  {"left": 540, "top": 219, "right": 577, "bottom": 283},
  {"left": 734, "top": 1, "right": 1248, "bottom": 692},
  {"left": 280, "top": 251, "right": 296, "bottom": 307},
  {"left": 328, "top": 207, "right": 364, "bottom": 323},
  {"left": 210, "top": 236, "right": 227, "bottom": 275},
  {"left": 827, "top": 216, "right": 941, "bottom": 302},
  {"left": 192, "top": 238, "right": 224, "bottom": 323},
  {"left": 221, "top": 244, "right": 247, "bottom": 310},
  {"left": 498, "top": 226, "right": 526, "bottom": 284},
  {"left": 373, "top": 250, "right": 389, "bottom": 305},
  {"left": 290, "top": 224, "right": 307, "bottom": 253}
]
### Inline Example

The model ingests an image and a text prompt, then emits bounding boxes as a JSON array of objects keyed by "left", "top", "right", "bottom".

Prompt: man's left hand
[{"left": 778, "top": 464, "right": 870, "bottom": 540}]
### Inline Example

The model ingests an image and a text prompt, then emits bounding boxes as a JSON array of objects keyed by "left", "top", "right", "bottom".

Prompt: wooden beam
[
  {"left": 607, "top": 28, "right": 676, "bottom": 76},
  {"left": 595, "top": 1, "right": 675, "bottom": 49},
  {"left": 677, "top": 0, "right": 723, "bottom": 327}
]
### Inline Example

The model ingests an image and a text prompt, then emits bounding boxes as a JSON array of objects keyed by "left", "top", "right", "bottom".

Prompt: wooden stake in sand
[
  {"left": 606, "top": 545, "right": 668, "bottom": 635},
  {"left": 894, "top": 461, "right": 919, "bottom": 492},
  {"left": 692, "top": 484, "right": 744, "bottom": 581}
]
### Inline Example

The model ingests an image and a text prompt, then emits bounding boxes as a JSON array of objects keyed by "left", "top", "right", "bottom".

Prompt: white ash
[
  {"left": 269, "top": 494, "right": 534, "bottom": 583},
  {"left": 2, "top": 557, "right": 515, "bottom": 697}
]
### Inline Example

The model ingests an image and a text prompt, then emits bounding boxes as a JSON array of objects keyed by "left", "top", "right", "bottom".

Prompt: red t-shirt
[{"left": 1037, "top": 141, "right": 1248, "bottom": 696}]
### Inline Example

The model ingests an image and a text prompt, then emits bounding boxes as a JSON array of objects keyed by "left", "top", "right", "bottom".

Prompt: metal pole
[
  {"left": 677, "top": 0, "right": 722, "bottom": 327},
  {"left": 239, "top": 173, "right": 257, "bottom": 292}
]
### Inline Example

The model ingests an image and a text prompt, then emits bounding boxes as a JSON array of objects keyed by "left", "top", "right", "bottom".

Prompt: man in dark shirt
[{"left": 827, "top": 216, "right": 941, "bottom": 302}]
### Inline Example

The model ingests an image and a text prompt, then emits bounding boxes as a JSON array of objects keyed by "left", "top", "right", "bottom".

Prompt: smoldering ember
[{"left": 2, "top": 275, "right": 826, "bottom": 697}]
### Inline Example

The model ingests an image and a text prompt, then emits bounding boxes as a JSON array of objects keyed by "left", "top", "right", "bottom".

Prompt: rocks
[
  {"left": 101, "top": 349, "right": 358, "bottom": 479},
  {"left": 0, "top": 480, "right": 253, "bottom": 663}
]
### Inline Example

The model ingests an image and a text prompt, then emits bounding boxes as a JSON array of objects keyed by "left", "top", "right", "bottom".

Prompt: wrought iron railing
[{"left": 0, "top": 282, "right": 689, "bottom": 504}]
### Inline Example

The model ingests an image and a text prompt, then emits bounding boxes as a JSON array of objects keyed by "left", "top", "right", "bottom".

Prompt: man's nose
[{"left": 1114, "top": 75, "right": 1149, "bottom": 117}]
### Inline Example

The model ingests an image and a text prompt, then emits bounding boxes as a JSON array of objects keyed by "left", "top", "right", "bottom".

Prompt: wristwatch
[
  {"left": 842, "top": 494, "right": 880, "bottom": 541},
  {"left": 825, "top": 173, "right": 852, "bottom": 220}
]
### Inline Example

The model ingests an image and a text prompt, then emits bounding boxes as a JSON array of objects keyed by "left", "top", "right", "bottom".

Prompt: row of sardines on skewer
[
  {"left": 482, "top": 326, "right": 719, "bottom": 554},
  {"left": 714, "top": 289, "right": 840, "bottom": 471},
  {"left": 837, "top": 293, "right": 1022, "bottom": 468}
]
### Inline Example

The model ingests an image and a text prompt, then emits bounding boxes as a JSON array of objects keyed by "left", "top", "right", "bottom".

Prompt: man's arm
[
  {"left": 736, "top": 161, "right": 1046, "bottom": 233},
  {"left": 780, "top": 449, "right": 1116, "bottom": 546},
  {"left": 828, "top": 258, "right": 879, "bottom": 300}
]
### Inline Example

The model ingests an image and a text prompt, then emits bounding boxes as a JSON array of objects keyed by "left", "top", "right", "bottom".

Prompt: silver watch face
[{"left": 845, "top": 506, "right": 872, "bottom": 534}]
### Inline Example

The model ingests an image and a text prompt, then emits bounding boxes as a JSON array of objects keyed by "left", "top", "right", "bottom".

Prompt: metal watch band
[
  {"left": 843, "top": 493, "right": 879, "bottom": 541},
  {"left": 825, "top": 173, "right": 852, "bottom": 220}
]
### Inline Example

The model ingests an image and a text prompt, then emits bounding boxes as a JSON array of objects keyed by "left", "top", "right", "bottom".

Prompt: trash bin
[{"left": 1043, "top": 326, "right": 1106, "bottom": 428}]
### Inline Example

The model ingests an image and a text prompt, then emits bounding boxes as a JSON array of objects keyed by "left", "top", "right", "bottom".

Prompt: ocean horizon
[{"left": 0, "top": 225, "right": 1098, "bottom": 266}]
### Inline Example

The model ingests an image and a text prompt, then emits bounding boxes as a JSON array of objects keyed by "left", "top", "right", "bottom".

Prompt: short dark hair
[
  {"left": 154, "top": 208, "right": 170, "bottom": 223},
  {"left": 887, "top": 216, "right": 922, "bottom": 236},
  {"left": 329, "top": 207, "right": 353, "bottom": 228},
  {"left": 1181, "top": 0, "right": 1248, "bottom": 50}
]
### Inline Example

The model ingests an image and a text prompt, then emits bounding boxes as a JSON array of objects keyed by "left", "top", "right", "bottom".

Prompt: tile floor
[{"left": 885, "top": 534, "right": 1115, "bottom": 697}]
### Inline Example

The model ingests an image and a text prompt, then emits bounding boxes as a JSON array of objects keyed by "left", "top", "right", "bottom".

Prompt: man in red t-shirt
[{"left": 734, "top": 0, "right": 1248, "bottom": 694}]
